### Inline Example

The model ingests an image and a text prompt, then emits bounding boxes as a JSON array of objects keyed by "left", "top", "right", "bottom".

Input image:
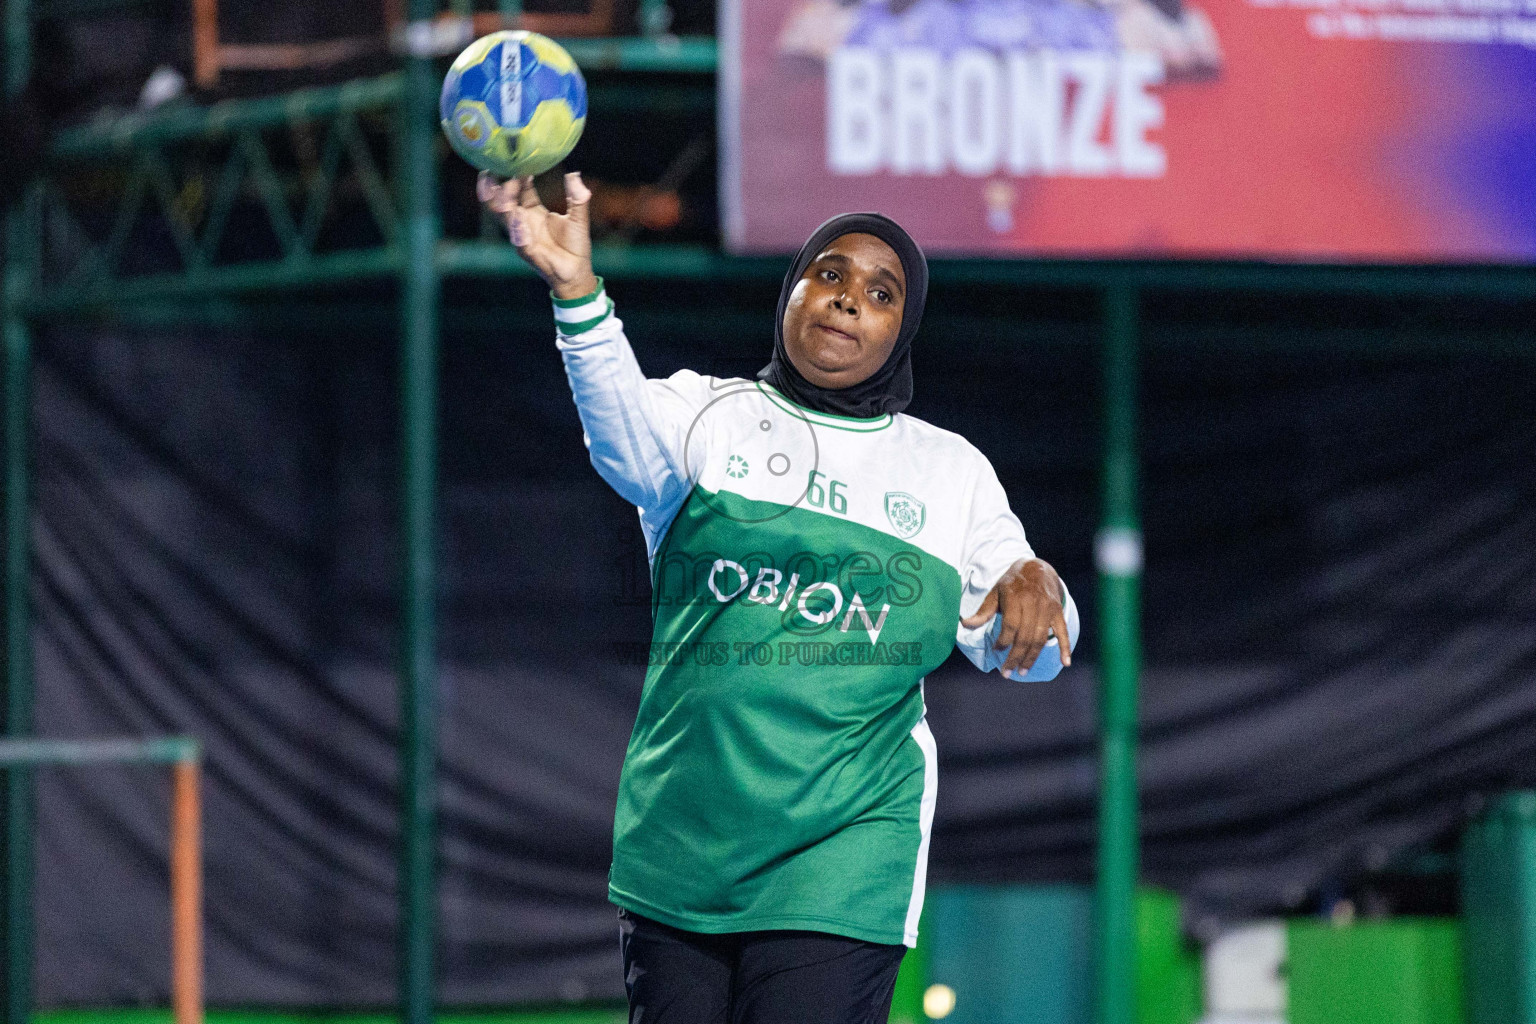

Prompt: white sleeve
[
  {"left": 551, "top": 281, "right": 712, "bottom": 555},
  {"left": 953, "top": 449, "right": 1081, "bottom": 682}
]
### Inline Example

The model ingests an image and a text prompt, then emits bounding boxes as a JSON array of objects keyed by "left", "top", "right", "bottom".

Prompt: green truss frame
[
  {"left": 4, "top": 5, "right": 1536, "bottom": 1024},
  {"left": 18, "top": 38, "right": 1536, "bottom": 320}
]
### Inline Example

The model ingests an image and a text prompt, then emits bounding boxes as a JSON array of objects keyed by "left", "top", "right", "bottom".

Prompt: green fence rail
[
  {"left": 0, "top": 737, "right": 200, "bottom": 766},
  {"left": 20, "top": 46, "right": 1536, "bottom": 319}
]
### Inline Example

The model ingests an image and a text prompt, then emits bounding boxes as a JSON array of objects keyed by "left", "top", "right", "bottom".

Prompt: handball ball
[{"left": 440, "top": 30, "right": 587, "bottom": 179}]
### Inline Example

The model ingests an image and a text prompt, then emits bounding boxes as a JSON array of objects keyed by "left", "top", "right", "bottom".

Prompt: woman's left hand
[{"left": 959, "top": 558, "right": 1072, "bottom": 675}]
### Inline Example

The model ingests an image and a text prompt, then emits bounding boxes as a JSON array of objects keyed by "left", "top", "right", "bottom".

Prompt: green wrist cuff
[
  {"left": 550, "top": 276, "right": 604, "bottom": 307},
  {"left": 551, "top": 278, "right": 612, "bottom": 337}
]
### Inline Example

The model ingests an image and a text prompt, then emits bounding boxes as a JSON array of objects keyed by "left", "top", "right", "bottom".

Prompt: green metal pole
[
  {"left": 2, "top": 3, "right": 35, "bottom": 1021},
  {"left": 1094, "top": 284, "right": 1142, "bottom": 1024},
  {"left": 1, "top": 228, "right": 35, "bottom": 1024},
  {"left": 398, "top": 1, "right": 440, "bottom": 1023}
]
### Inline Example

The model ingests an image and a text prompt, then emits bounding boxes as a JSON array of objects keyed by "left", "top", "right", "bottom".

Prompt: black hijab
[{"left": 757, "top": 212, "right": 929, "bottom": 419}]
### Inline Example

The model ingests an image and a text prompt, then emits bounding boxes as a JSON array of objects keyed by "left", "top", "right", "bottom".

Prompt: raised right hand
[{"left": 478, "top": 171, "right": 598, "bottom": 300}]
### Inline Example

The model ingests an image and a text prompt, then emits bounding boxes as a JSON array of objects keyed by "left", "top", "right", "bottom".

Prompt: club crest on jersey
[{"left": 884, "top": 492, "right": 926, "bottom": 538}]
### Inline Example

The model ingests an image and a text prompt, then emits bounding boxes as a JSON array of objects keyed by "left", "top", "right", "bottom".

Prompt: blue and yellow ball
[{"left": 440, "top": 31, "right": 587, "bottom": 179}]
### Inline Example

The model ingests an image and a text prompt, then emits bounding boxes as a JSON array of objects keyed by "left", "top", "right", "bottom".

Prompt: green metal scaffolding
[{"left": 5, "top": 4, "right": 1536, "bottom": 1023}]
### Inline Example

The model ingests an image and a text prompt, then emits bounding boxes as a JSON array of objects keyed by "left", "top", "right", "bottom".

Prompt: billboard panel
[{"left": 720, "top": 0, "right": 1536, "bottom": 260}]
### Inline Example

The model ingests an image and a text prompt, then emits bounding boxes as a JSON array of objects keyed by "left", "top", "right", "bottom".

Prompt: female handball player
[{"left": 479, "top": 170, "right": 1080, "bottom": 1024}]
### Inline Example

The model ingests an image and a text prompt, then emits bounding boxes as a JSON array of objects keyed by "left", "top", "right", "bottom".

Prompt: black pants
[{"left": 618, "top": 908, "right": 906, "bottom": 1024}]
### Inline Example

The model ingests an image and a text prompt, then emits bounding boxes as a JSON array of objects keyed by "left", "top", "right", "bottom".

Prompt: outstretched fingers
[
  {"left": 999, "top": 614, "right": 1038, "bottom": 675},
  {"left": 993, "top": 593, "right": 1024, "bottom": 654},
  {"left": 518, "top": 175, "right": 545, "bottom": 210},
  {"left": 1053, "top": 604, "right": 1072, "bottom": 666},
  {"left": 477, "top": 172, "right": 528, "bottom": 247},
  {"left": 506, "top": 207, "right": 531, "bottom": 248},
  {"left": 1003, "top": 622, "right": 1048, "bottom": 677},
  {"left": 479, "top": 172, "right": 515, "bottom": 214},
  {"left": 477, "top": 169, "right": 596, "bottom": 293},
  {"left": 563, "top": 171, "right": 591, "bottom": 232},
  {"left": 998, "top": 593, "right": 1072, "bottom": 676},
  {"left": 491, "top": 179, "right": 537, "bottom": 249},
  {"left": 476, "top": 170, "right": 502, "bottom": 204}
]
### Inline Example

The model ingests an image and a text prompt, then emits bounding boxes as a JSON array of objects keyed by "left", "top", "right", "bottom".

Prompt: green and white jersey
[{"left": 552, "top": 282, "right": 1080, "bottom": 947}]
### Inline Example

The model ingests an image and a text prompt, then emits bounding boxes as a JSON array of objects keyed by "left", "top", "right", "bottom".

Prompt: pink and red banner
[{"left": 720, "top": 0, "right": 1536, "bottom": 260}]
